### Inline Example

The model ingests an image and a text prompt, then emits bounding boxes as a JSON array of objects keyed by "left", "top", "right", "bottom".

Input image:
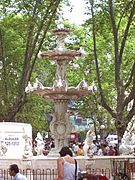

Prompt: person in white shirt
[
  {"left": 73, "top": 143, "right": 79, "bottom": 156},
  {"left": 57, "top": 146, "right": 78, "bottom": 180},
  {"left": 9, "top": 164, "right": 27, "bottom": 180},
  {"left": 91, "top": 140, "right": 98, "bottom": 155},
  {"left": 97, "top": 145, "right": 103, "bottom": 156}
]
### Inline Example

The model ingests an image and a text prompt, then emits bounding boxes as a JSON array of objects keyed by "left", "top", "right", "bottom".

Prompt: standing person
[
  {"left": 109, "top": 145, "right": 116, "bottom": 156},
  {"left": 57, "top": 146, "right": 78, "bottom": 180},
  {"left": 9, "top": 164, "right": 27, "bottom": 180},
  {"left": 77, "top": 144, "right": 84, "bottom": 156},
  {"left": 73, "top": 142, "right": 79, "bottom": 156},
  {"left": 97, "top": 145, "right": 103, "bottom": 156},
  {"left": 114, "top": 145, "right": 119, "bottom": 156},
  {"left": 91, "top": 140, "right": 98, "bottom": 155}
]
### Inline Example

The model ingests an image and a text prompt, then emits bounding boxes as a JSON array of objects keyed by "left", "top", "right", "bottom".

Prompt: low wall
[{"left": 0, "top": 156, "right": 135, "bottom": 179}]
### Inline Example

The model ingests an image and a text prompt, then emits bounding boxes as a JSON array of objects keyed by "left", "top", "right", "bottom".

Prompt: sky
[{"left": 63, "top": 0, "right": 89, "bottom": 25}]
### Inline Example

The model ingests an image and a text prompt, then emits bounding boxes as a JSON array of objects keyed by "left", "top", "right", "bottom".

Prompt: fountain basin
[
  {"left": 34, "top": 87, "right": 91, "bottom": 100},
  {"left": 38, "top": 49, "right": 82, "bottom": 61}
]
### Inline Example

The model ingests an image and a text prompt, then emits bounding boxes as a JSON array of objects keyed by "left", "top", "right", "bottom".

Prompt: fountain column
[
  {"left": 49, "top": 99, "right": 71, "bottom": 153},
  {"left": 46, "top": 28, "right": 75, "bottom": 155}
]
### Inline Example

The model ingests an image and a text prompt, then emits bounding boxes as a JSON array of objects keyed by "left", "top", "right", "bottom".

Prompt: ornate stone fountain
[{"left": 25, "top": 17, "right": 93, "bottom": 156}]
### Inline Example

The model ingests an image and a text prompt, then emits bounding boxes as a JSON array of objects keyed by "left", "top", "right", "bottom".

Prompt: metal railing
[
  {"left": 110, "top": 158, "right": 135, "bottom": 180},
  {"left": 86, "top": 166, "right": 111, "bottom": 179},
  {"left": 86, "top": 158, "right": 135, "bottom": 180},
  {"left": 0, "top": 168, "right": 57, "bottom": 180}
]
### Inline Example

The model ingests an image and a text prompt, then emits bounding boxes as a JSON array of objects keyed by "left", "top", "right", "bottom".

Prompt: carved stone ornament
[{"left": 50, "top": 112, "right": 71, "bottom": 152}]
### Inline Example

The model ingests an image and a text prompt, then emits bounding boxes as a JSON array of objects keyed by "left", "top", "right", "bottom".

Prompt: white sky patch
[{"left": 63, "top": 0, "right": 89, "bottom": 25}]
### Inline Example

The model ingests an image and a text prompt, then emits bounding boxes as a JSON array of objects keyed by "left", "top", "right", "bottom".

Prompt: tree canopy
[
  {"left": 71, "top": 0, "right": 135, "bottom": 137},
  {"left": 0, "top": 0, "right": 135, "bottom": 137}
]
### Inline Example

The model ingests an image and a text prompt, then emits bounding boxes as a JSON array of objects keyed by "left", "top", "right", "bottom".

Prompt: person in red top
[{"left": 109, "top": 145, "right": 116, "bottom": 156}]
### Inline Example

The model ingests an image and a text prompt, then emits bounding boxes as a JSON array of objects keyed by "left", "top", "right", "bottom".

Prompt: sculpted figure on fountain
[
  {"left": 119, "top": 120, "right": 135, "bottom": 155},
  {"left": 56, "top": 61, "right": 68, "bottom": 81},
  {"left": 53, "top": 78, "right": 68, "bottom": 92},
  {"left": 23, "top": 132, "right": 33, "bottom": 159},
  {"left": 35, "top": 132, "right": 45, "bottom": 156},
  {"left": 0, "top": 137, "right": 7, "bottom": 156},
  {"left": 83, "top": 125, "right": 95, "bottom": 156}
]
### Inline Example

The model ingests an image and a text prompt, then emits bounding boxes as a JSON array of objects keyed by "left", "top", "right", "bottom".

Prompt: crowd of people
[
  {"left": 32, "top": 138, "right": 55, "bottom": 156},
  {"left": 32, "top": 136, "right": 119, "bottom": 157},
  {"left": 69, "top": 140, "right": 118, "bottom": 156}
]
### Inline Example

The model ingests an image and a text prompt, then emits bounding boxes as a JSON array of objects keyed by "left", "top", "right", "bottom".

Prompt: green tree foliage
[
  {"left": 64, "top": 0, "right": 135, "bottom": 138},
  {"left": 0, "top": 0, "right": 134, "bottom": 139},
  {"left": 0, "top": 0, "right": 62, "bottom": 124},
  {"left": 84, "top": 0, "right": 135, "bottom": 137}
]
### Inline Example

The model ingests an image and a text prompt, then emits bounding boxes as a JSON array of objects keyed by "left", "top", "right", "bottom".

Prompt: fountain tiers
[
  {"left": 32, "top": 24, "right": 92, "bottom": 156},
  {"left": 39, "top": 50, "right": 81, "bottom": 61},
  {"left": 34, "top": 87, "right": 91, "bottom": 100}
]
